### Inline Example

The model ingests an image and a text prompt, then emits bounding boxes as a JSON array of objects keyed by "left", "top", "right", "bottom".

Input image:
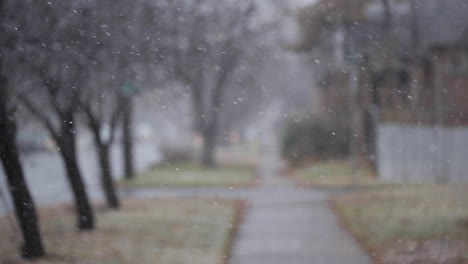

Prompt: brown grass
[
  {"left": 331, "top": 185, "right": 468, "bottom": 264},
  {"left": 121, "top": 162, "right": 256, "bottom": 188},
  {"left": 0, "top": 199, "right": 242, "bottom": 264},
  {"left": 291, "top": 159, "right": 376, "bottom": 188}
]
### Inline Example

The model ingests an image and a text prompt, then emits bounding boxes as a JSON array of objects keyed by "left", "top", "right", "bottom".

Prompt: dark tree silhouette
[
  {"left": 0, "top": 76, "right": 45, "bottom": 258},
  {"left": 79, "top": 75, "right": 123, "bottom": 208},
  {"left": 10, "top": 0, "right": 96, "bottom": 230}
]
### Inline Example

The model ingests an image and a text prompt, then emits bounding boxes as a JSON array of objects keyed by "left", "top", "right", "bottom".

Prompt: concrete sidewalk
[
  {"left": 229, "top": 152, "right": 371, "bottom": 264},
  {"left": 122, "top": 155, "right": 372, "bottom": 264},
  {"left": 124, "top": 150, "right": 372, "bottom": 264}
]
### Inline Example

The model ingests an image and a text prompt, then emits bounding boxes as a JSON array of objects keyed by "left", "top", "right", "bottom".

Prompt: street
[{"left": 0, "top": 139, "right": 161, "bottom": 214}]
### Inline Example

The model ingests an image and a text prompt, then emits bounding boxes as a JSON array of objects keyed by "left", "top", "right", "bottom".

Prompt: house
[{"left": 296, "top": 0, "right": 468, "bottom": 182}]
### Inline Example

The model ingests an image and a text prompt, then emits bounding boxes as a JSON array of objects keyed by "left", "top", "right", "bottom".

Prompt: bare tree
[
  {"left": 11, "top": 0, "right": 95, "bottom": 230},
  {"left": 75, "top": 0, "right": 138, "bottom": 208},
  {"left": 79, "top": 74, "right": 122, "bottom": 208},
  {"left": 0, "top": 0, "right": 45, "bottom": 256},
  {"left": 116, "top": 0, "right": 163, "bottom": 179},
  {"left": 163, "top": 0, "right": 256, "bottom": 167},
  {"left": 0, "top": 81, "right": 45, "bottom": 259}
]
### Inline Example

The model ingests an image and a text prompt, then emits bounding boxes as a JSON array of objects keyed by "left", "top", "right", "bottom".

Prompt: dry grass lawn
[
  {"left": 293, "top": 159, "right": 375, "bottom": 188},
  {"left": 122, "top": 162, "right": 255, "bottom": 188},
  {"left": 333, "top": 185, "right": 468, "bottom": 264},
  {"left": 0, "top": 199, "right": 240, "bottom": 264}
]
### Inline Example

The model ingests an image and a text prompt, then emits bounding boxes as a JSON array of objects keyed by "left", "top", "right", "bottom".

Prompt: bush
[
  {"left": 281, "top": 117, "right": 349, "bottom": 165},
  {"left": 160, "top": 143, "right": 197, "bottom": 163}
]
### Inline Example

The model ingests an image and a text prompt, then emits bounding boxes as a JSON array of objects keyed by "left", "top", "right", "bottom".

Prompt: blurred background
[{"left": 0, "top": 0, "right": 467, "bottom": 263}]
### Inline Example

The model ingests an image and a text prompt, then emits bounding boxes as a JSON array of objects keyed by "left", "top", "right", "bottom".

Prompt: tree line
[{"left": 0, "top": 0, "right": 260, "bottom": 258}]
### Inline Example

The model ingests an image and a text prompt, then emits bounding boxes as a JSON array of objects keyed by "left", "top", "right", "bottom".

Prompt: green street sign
[{"left": 120, "top": 82, "right": 139, "bottom": 97}]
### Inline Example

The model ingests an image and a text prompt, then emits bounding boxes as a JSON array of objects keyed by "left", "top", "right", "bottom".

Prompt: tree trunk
[
  {"left": 380, "top": 0, "right": 392, "bottom": 32},
  {"left": 0, "top": 85, "right": 45, "bottom": 259},
  {"left": 96, "top": 143, "right": 119, "bottom": 208},
  {"left": 122, "top": 98, "right": 134, "bottom": 179},
  {"left": 57, "top": 137, "right": 94, "bottom": 230},
  {"left": 201, "top": 123, "right": 216, "bottom": 168},
  {"left": 348, "top": 48, "right": 360, "bottom": 185}
]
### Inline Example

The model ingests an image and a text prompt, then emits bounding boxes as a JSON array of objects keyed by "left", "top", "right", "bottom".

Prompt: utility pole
[
  {"left": 120, "top": 82, "right": 137, "bottom": 180},
  {"left": 122, "top": 96, "right": 134, "bottom": 179}
]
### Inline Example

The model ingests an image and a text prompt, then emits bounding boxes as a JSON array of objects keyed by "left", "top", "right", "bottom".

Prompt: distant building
[
  {"left": 297, "top": 0, "right": 468, "bottom": 136},
  {"left": 296, "top": 0, "right": 468, "bottom": 182}
]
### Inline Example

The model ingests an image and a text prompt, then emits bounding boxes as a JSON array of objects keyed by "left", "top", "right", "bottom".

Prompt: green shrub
[
  {"left": 281, "top": 117, "right": 349, "bottom": 165},
  {"left": 160, "top": 144, "right": 197, "bottom": 163}
]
